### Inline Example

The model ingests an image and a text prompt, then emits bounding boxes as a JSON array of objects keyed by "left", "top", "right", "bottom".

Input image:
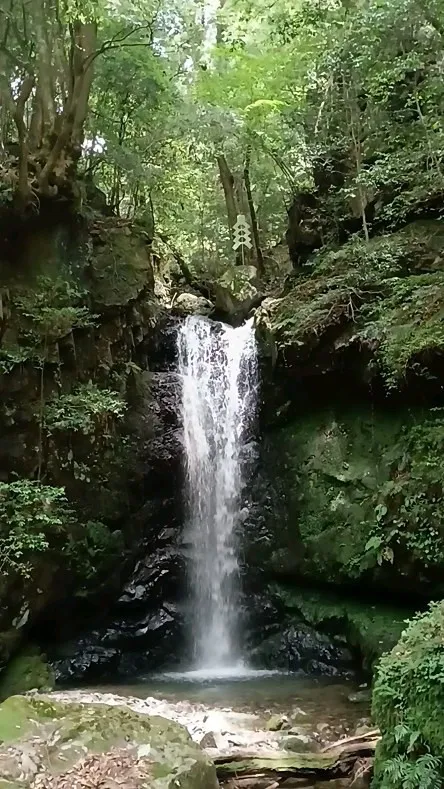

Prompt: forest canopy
[{"left": 1, "top": 0, "right": 444, "bottom": 270}]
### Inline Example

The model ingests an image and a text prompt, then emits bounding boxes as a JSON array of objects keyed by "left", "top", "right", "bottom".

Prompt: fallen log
[
  {"left": 322, "top": 729, "right": 380, "bottom": 752},
  {"left": 215, "top": 738, "right": 379, "bottom": 785}
]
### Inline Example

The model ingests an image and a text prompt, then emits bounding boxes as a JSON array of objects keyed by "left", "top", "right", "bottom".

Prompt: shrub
[
  {"left": 44, "top": 384, "right": 125, "bottom": 435},
  {"left": 0, "top": 481, "right": 71, "bottom": 577},
  {"left": 372, "top": 602, "right": 444, "bottom": 788}
]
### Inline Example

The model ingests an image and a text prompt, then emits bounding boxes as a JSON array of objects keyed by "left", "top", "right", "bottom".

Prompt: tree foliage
[{"left": 2, "top": 0, "right": 442, "bottom": 270}]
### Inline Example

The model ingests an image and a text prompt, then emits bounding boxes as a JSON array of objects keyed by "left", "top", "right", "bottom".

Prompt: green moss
[
  {"left": 0, "top": 696, "right": 218, "bottom": 788},
  {"left": 257, "top": 274, "right": 359, "bottom": 351},
  {"left": 0, "top": 696, "right": 36, "bottom": 741},
  {"left": 265, "top": 408, "right": 404, "bottom": 583},
  {"left": 257, "top": 220, "right": 444, "bottom": 386},
  {"left": 359, "top": 272, "right": 444, "bottom": 387},
  {"left": 90, "top": 226, "right": 154, "bottom": 307},
  {"left": 271, "top": 585, "right": 411, "bottom": 669},
  {"left": 264, "top": 406, "right": 444, "bottom": 593},
  {"left": 372, "top": 602, "right": 444, "bottom": 788},
  {"left": 0, "top": 649, "right": 54, "bottom": 700}
]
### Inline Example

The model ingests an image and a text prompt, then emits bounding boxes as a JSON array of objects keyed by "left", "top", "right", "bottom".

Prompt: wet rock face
[
  {"left": 50, "top": 526, "right": 186, "bottom": 683},
  {"left": 250, "top": 624, "right": 353, "bottom": 676},
  {"left": 244, "top": 404, "right": 444, "bottom": 600},
  {"left": 126, "top": 370, "right": 183, "bottom": 492},
  {"left": 0, "top": 214, "right": 185, "bottom": 674}
]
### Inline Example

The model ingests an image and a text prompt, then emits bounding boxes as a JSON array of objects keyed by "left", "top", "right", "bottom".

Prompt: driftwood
[{"left": 215, "top": 733, "right": 380, "bottom": 787}]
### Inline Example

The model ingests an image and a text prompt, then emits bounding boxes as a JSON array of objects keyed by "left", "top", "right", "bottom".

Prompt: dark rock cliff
[
  {"left": 0, "top": 203, "right": 184, "bottom": 680},
  {"left": 2, "top": 177, "right": 444, "bottom": 689}
]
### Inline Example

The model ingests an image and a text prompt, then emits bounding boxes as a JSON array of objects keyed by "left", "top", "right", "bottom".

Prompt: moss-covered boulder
[
  {"left": 269, "top": 586, "right": 411, "bottom": 671},
  {"left": 372, "top": 602, "right": 444, "bottom": 788},
  {"left": 0, "top": 649, "right": 54, "bottom": 700},
  {"left": 214, "top": 265, "right": 260, "bottom": 317},
  {"left": 257, "top": 220, "right": 444, "bottom": 390},
  {"left": 255, "top": 405, "right": 444, "bottom": 597},
  {"left": 89, "top": 218, "right": 155, "bottom": 308},
  {"left": 0, "top": 695, "right": 218, "bottom": 788}
]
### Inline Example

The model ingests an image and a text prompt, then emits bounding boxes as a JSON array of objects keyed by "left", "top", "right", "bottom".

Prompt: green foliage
[
  {"left": 0, "top": 347, "right": 41, "bottom": 374},
  {"left": 378, "top": 753, "right": 442, "bottom": 789},
  {"left": 0, "top": 481, "right": 71, "bottom": 577},
  {"left": 14, "top": 277, "right": 95, "bottom": 344},
  {"left": 66, "top": 521, "right": 124, "bottom": 582},
  {"left": 362, "top": 411, "right": 444, "bottom": 573},
  {"left": 265, "top": 406, "right": 444, "bottom": 594},
  {"left": 44, "top": 384, "right": 125, "bottom": 435},
  {"left": 0, "top": 479, "right": 121, "bottom": 581},
  {"left": 257, "top": 274, "right": 360, "bottom": 350},
  {"left": 313, "top": 234, "right": 417, "bottom": 281},
  {"left": 372, "top": 603, "right": 444, "bottom": 788},
  {"left": 360, "top": 273, "right": 444, "bottom": 387},
  {"left": 258, "top": 218, "right": 444, "bottom": 389}
]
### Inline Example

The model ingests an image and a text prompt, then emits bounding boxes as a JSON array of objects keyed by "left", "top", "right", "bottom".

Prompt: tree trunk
[
  {"left": 217, "top": 154, "right": 238, "bottom": 241},
  {"left": 244, "top": 147, "right": 264, "bottom": 275},
  {"left": 343, "top": 77, "right": 369, "bottom": 242},
  {"left": 38, "top": 21, "right": 97, "bottom": 190},
  {"left": 34, "top": 0, "right": 56, "bottom": 140},
  {"left": 0, "top": 68, "right": 34, "bottom": 207},
  {"left": 71, "top": 22, "right": 98, "bottom": 146},
  {"left": 29, "top": 87, "right": 44, "bottom": 150},
  {"left": 216, "top": 0, "right": 227, "bottom": 44},
  {"left": 214, "top": 733, "right": 378, "bottom": 784}
]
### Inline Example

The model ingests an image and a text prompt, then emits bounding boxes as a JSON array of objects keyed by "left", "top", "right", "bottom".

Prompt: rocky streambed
[{"left": 0, "top": 674, "right": 375, "bottom": 788}]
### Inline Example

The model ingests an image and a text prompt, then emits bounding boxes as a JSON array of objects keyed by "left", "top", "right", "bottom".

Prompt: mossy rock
[
  {"left": 257, "top": 220, "right": 444, "bottom": 383},
  {"left": 214, "top": 265, "right": 260, "bottom": 316},
  {"left": 372, "top": 602, "right": 444, "bottom": 788},
  {"left": 260, "top": 404, "right": 444, "bottom": 596},
  {"left": 0, "top": 695, "right": 218, "bottom": 788},
  {"left": 270, "top": 585, "right": 412, "bottom": 670},
  {"left": 90, "top": 224, "right": 155, "bottom": 308},
  {"left": 0, "top": 649, "right": 54, "bottom": 701}
]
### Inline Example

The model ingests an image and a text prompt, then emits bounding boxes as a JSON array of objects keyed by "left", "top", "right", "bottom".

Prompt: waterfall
[{"left": 178, "top": 315, "right": 257, "bottom": 671}]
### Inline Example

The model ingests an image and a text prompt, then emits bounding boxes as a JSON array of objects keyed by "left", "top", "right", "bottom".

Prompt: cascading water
[{"left": 178, "top": 315, "right": 257, "bottom": 672}]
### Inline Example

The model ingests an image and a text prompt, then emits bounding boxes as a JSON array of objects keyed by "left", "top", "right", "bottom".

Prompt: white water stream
[{"left": 177, "top": 316, "right": 257, "bottom": 672}]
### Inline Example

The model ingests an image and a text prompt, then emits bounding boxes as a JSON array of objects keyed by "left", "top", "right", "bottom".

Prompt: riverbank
[{"left": 0, "top": 675, "right": 375, "bottom": 788}]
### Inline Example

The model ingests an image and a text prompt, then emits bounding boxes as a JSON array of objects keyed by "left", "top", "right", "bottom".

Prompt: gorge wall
[
  {"left": 1, "top": 183, "right": 444, "bottom": 693},
  {"left": 0, "top": 201, "right": 185, "bottom": 687}
]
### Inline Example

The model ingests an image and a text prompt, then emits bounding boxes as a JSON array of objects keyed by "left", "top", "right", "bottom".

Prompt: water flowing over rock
[{"left": 177, "top": 316, "right": 257, "bottom": 670}]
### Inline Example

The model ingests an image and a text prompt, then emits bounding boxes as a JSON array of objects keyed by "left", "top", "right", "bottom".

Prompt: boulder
[
  {"left": 214, "top": 265, "right": 261, "bottom": 318},
  {"left": 266, "top": 714, "right": 291, "bottom": 732},
  {"left": 281, "top": 733, "right": 315, "bottom": 752},
  {"left": 251, "top": 623, "right": 353, "bottom": 676},
  {"left": 174, "top": 293, "right": 213, "bottom": 316},
  {"left": 0, "top": 649, "right": 54, "bottom": 701},
  {"left": 0, "top": 695, "right": 218, "bottom": 788}
]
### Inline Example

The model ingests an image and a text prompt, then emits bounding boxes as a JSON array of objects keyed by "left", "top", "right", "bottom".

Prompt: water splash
[{"left": 178, "top": 316, "right": 257, "bottom": 672}]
